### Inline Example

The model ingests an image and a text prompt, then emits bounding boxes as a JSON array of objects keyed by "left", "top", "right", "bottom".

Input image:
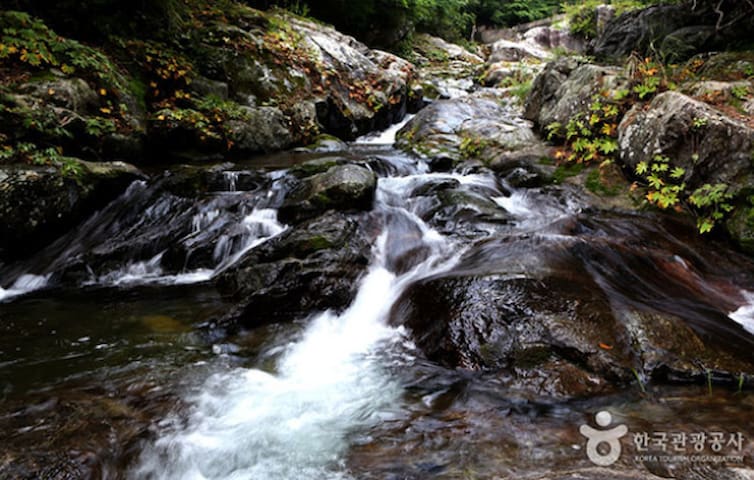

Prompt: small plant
[
  {"left": 731, "top": 85, "right": 749, "bottom": 101},
  {"left": 630, "top": 367, "right": 647, "bottom": 394},
  {"left": 688, "top": 183, "right": 733, "bottom": 234},
  {"left": 84, "top": 117, "right": 117, "bottom": 137},
  {"left": 634, "top": 154, "right": 733, "bottom": 234},
  {"left": 546, "top": 94, "right": 620, "bottom": 164},
  {"left": 691, "top": 116, "right": 708, "bottom": 129},
  {"left": 459, "top": 135, "right": 489, "bottom": 159},
  {"left": 635, "top": 154, "right": 686, "bottom": 210}
]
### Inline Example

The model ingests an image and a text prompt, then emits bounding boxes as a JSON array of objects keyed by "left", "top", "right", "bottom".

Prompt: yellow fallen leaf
[
  {"left": 100, "top": 107, "right": 111, "bottom": 114},
  {"left": 48, "top": 88, "right": 55, "bottom": 95},
  {"left": 99, "top": 88, "right": 107, "bottom": 96}
]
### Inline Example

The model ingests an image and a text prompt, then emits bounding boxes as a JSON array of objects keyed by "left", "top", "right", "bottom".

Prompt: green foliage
[
  {"left": 459, "top": 135, "right": 489, "bottom": 158},
  {"left": 545, "top": 94, "right": 622, "bottom": 164},
  {"left": 688, "top": 183, "right": 734, "bottom": 234},
  {"left": 509, "top": 80, "right": 532, "bottom": 103},
  {"left": 562, "top": 0, "right": 668, "bottom": 39},
  {"left": 474, "top": 0, "right": 560, "bottom": 27},
  {"left": 84, "top": 117, "right": 116, "bottom": 137},
  {"left": 634, "top": 155, "right": 733, "bottom": 234},
  {"left": 730, "top": 85, "right": 749, "bottom": 101},
  {"left": 0, "top": 11, "right": 127, "bottom": 92},
  {"left": 152, "top": 94, "right": 255, "bottom": 150},
  {"left": 635, "top": 154, "right": 686, "bottom": 210}
]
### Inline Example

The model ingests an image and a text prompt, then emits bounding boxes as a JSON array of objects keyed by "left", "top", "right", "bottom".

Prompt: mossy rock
[{"left": 727, "top": 203, "right": 754, "bottom": 255}]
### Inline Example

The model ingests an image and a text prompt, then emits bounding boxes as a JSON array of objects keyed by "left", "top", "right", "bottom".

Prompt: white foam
[
  {"left": 354, "top": 114, "right": 415, "bottom": 145},
  {"left": 729, "top": 291, "right": 754, "bottom": 335},
  {"left": 0, "top": 274, "right": 50, "bottom": 302},
  {"left": 133, "top": 258, "right": 409, "bottom": 479}
]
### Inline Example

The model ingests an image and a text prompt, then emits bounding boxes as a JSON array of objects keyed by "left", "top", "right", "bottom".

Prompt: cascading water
[
  {"left": 0, "top": 170, "right": 288, "bottom": 299},
  {"left": 131, "top": 123, "right": 473, "bottom": 480}
]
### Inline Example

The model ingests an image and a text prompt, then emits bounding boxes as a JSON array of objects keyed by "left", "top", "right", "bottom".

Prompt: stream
[{"left": 1, "top": 115, "right": 754, "bottom": 479}]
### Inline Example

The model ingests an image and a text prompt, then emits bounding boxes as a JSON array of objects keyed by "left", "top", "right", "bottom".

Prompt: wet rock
[
  {"left": 287, "top": 156, "right": 348, "bottom": 178},
  {"left": 390, "top": 218, "right": 754, "bottom": 397},
  {"left": 487, "top": 145, "right": 555, "bottom": 187},
  {"left": 618, "top": 91, "right": 754, "bottom": 194},
  {"left": 0, "top": 160, "right": 143, "bottom": 261},
  {"left": 397, "top": 91, "right": 537, "bottom": 163},
  {"left": 524, "top": 58, "right": 626, "bottom": 130},
  {"left": 278, "top": 164, "right": 376, "bottom": 224},
  {"left": 390, "top": 237, "right": 631, "bottom": 393},
  {"left": 293, "top": 134, "right": 348, "bottom": 154},
  {"left": 216, "top": 211, "right": 372, "bottom": 324}
]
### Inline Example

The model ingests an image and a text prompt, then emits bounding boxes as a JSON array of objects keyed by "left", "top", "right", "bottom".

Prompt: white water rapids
[{"left": 132, "top": 143, "right": 461, "bottom": 480}]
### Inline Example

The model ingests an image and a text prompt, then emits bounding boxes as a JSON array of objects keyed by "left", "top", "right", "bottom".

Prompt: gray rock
[
  {"left": 488, "top": 38, "right": 550, "bottom": 63},
  {"left": 19, "top": 77, "right": 98, "bottom": 114},
  {"left": 618, "top": 91, "right": 754, "bottom": 194},
  {"left": 397, "top": 91, "right": 537, "bottom": 162},
  {"left": 227, "top": 106, "right": 293, "bottom": 153},
  {"left": 590, "top": 4, "right": 699, "bottom": 61},
  {"left": 524, "top": 58, "right": 626, "bottom": 130},
  {"left": 191, "top": 76, "right": 229, "bottom": 100}
]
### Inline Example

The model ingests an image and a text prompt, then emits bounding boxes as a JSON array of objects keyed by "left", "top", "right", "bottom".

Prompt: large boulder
[
  {"left": 278, "top": 164, "right": 377, "bottom": 224},
  {"left": 202, "top": 10, "right": 416, "bottom": 142},
  {"left": 591, "top": 2, "right": 754, "bottom": 62},
  {"left": 618, "top": 91, "right": 754, "bottom": 194},
  {"left": 590, "top": 4, "right": 701, "bottom": 61},
  {"left": 390, "top": 215, "right": 754, "bottom": 398},
  {"left": 524, "top": 57, "right": 625, "bottom": 130},
  {"left": 0, "top": 160, "right": 143, "bottom": 262},
  {"left": 396, "top": 91, "right": 537, "bottom": 164}
]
